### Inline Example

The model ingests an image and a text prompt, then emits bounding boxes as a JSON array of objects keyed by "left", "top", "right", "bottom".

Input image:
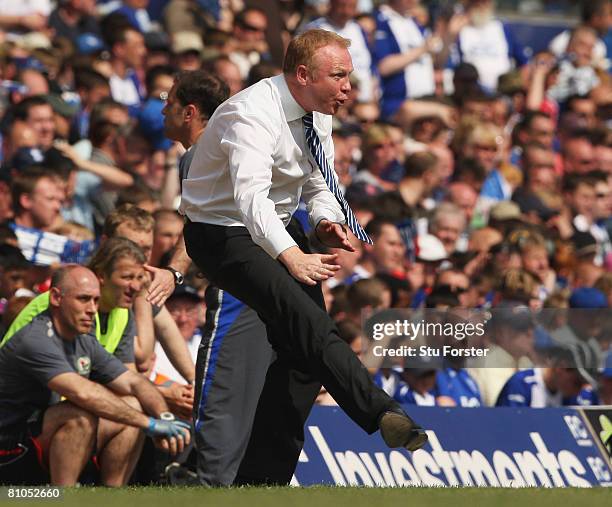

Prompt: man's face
[
  {"left": 153, "top": 218, "right": 183, "bottom": 258},
  {"left": 595, "top": 145, "right": 612, "bottom": 173},
  {"left": 332, "top": 136, "right": 352, "bottom": 186},
  {"left": 115, "top": 222, "right": 154, "bottom": 262},
  {"left": 525, "top": 147, "right": 555, "bottom": 171},
  {"left": 166, "top": 296, "right": 200, "bottom": 340},
  {"left": 117, "top": 133, "right": 150, "bottom": 176},
  {"left": 406, "top": 261, "right": 425, "bottom": 290},
  {"left": 235, "top": 10, "right": 267, "bottom": 43},
  {"left": 528, "top": 116, "right": 555, "bottom": 148},
  {"left": 367, "top": 137, "right": 396, "bottom": 173},
  {"left": 564, "top": 139, "right": 596, "bottom": 173},
  {"left": 570, "top": 98, "right": 597, "bottom": 128},
  {"left": 390, "top": 0, "right": 418, "bottom": 14},
  {"left": 594, "top": 180, "right": 612, "bottom": 219},
  {"left": 307, "top": 45, "right": 353, "bottom": 115},
  {"left": 553, "top": 367, "right": 584, "bottom": 398},
  {"left": 100, "top": 256, "right": 144, "bottom": 309},
  {"left": 23, "top": 177, "right": 63, "bottom": 230},
  {"left": 162, "top": 83, "right": 186, "bottom": 142},
  {"left": 353, "top": 103, "right": 379, "bottom": 128},
  {"left": 176, "top": 51, "right": 202, "bottom": 72},
  {"left": 21, "top": 70, "right": 49, "bottom": 96},
  {"left": 525, "top": 149, "right": 556, "bottom": 191},
  {"left": 121, "top": 30, "right": 147, "bottom": 69},
  {"left": 71, "top": 0, "right": 96, "bottom": 15},
  {"left": 103, "top": 105, "right": 129, "bottom": 126},
  {"left": 424, "top": 163, "right": 445, "bottom": 192},
  {"left": 433, "top": 215, "right": 464, "bottom": 254},
  {"left": 27, "top": 104, "right": 55, "bottom": 149},
  {"left": 8, "top": 121, "right": 38, "bottom": 156},
  {"left": 462, "top": 100, "right": 491, "bottom": 122},
  {"left": 0, "top": 181, "right": 12, "bottom": 221},
  {"left": 569, "top": 182, "right": 596, "bottom": 217},
  {"left": 569, "top": 32, "right": 596, "bottom": 67},
  {"left": 501, "top": 326, "right": 534, "bottom": 358},
  {"left": 592, "top": 3, "right": 612, "bottom": 35},
  {"left": 152, "top": 74, "right": 175, "bottom": 99},
  {"left": 370, "top": 224, "right": 406, "bottom": 272},
  {"left": 430, "top": 145, "right": 454, "bottom": 181},
  {"left": 521, "top": 246, "right": 549, "bottom": 283},
  {"left": 53, "top": 275, "right": 100, "bottom": 335},
  {"left": 215, "top": 60, "right": 243, "bottom": 96},
  {"left": 449, "top": 186, "right": 477, "bottom": 222},
  {"left": 330, "top": 0, "right": 358, "bottom": 25},
  {"left": 0, "top": 267, "right": 27, "bottom": 299}
]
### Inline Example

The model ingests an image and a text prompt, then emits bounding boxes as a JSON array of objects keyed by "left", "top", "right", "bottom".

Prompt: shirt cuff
[{"left": 255, "top": 227, "right": 298, "bottom": 259}]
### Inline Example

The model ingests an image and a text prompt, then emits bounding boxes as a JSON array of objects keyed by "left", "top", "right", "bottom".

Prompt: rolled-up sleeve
[{"left": 220, "top": 111, "right": 297, "bottom": 258}]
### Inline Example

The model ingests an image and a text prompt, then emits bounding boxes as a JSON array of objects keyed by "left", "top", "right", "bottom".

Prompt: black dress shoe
[{"left": 378, "top": 408, "right": 428, "bottom": 451}]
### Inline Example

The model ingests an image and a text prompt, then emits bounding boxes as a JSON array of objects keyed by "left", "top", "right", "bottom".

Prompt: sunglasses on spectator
[{"left": 239, "top": 21, "right": 266, "bottom": 32}]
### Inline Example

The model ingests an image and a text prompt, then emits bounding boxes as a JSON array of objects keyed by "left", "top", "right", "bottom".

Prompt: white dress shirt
[{"left": 180, "top": 74, "right": 345, "bottom": 259}]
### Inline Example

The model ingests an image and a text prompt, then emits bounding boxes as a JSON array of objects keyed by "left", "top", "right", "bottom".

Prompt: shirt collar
[{"left": 271, "top": 74, "right": 307, "bottom": 122}]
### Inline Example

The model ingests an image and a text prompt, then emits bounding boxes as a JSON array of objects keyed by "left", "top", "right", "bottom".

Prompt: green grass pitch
[{"left": 10, "top": 486, "right": 612, "bottom": 507}]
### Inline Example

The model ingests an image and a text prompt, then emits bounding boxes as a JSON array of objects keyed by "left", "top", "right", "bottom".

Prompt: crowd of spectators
[{"left": 0, "top": 0, "right": 611, "bottom": 485}]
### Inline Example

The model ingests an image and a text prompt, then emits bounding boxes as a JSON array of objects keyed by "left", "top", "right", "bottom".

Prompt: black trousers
[{"left": 184, "top": 219, "right": 394, "bottom": 481}]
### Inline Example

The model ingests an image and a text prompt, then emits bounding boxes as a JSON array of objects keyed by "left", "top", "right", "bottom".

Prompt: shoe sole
[
  {"left": 405, "top": 428, "right": 429, "bottom": 451},
  {"left": 380, "top": 412, "right": 429, "bottom": 451}
]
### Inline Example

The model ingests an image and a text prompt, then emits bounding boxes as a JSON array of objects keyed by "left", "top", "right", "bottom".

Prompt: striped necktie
[{"left": 302, "top": 113, "right": 372, "bottom": 244}]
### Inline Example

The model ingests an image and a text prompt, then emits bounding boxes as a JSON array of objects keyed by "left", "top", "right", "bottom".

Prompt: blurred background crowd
[{"left": 0, "top": 0, "right": 612, "bottom": 443}]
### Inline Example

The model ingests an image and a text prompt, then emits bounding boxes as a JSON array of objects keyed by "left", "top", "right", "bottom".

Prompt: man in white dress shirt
[{"left": 181, "top": 29, "right": 427, "bottom": 485}]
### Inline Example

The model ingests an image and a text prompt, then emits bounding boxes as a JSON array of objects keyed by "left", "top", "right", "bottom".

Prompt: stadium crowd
[{"left": 0, "top": 0, "right": 611, "bottom": 486}]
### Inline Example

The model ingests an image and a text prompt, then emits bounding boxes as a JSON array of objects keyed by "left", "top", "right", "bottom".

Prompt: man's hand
[
  {"left": 153, "top": 435, "right": 187, "bottom": 456},
  {"left": 21, "top": 13, "right": 46, "bottom": 31},
  {"left": 144, "top": 416, "right": 191, "bottom": 438},
  {"left": 425, "top": 35, "right": 443, "bottom": 54},
  {"left": 315, "top": 220, "right": 356, "bottom": 252},
  {"left": 447, "top": 13, "right": 468, "bottom": 38},
  {"left": 53, "top": 140, "right": 82, "bottom": 165},
  {"left": 145, "top": 265, "right": 175, "bottom": 306},
  {"left": 161, "top": 383, "right": 194, "bottom": 421},
  {"left": 145, "top": 416, "right": 191, "bottom": 455},
  {"left": 278, "top": 246, "right": 341, "bottom": 286},
  {"left": 436, "top": 396, "right": 457, "bottom": 407}
]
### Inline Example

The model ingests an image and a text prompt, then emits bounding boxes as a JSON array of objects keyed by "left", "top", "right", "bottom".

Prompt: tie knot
[{"left": 302, "top": 112, "right": 314, "bottom": 127}]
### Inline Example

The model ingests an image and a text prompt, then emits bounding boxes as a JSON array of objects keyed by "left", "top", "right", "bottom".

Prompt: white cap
[
  {"left": 416, "top": 234, "right": 448, "bottom": 262},
  {"left": 171, "top": 31, "right": 204, "bottom": 55}
]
